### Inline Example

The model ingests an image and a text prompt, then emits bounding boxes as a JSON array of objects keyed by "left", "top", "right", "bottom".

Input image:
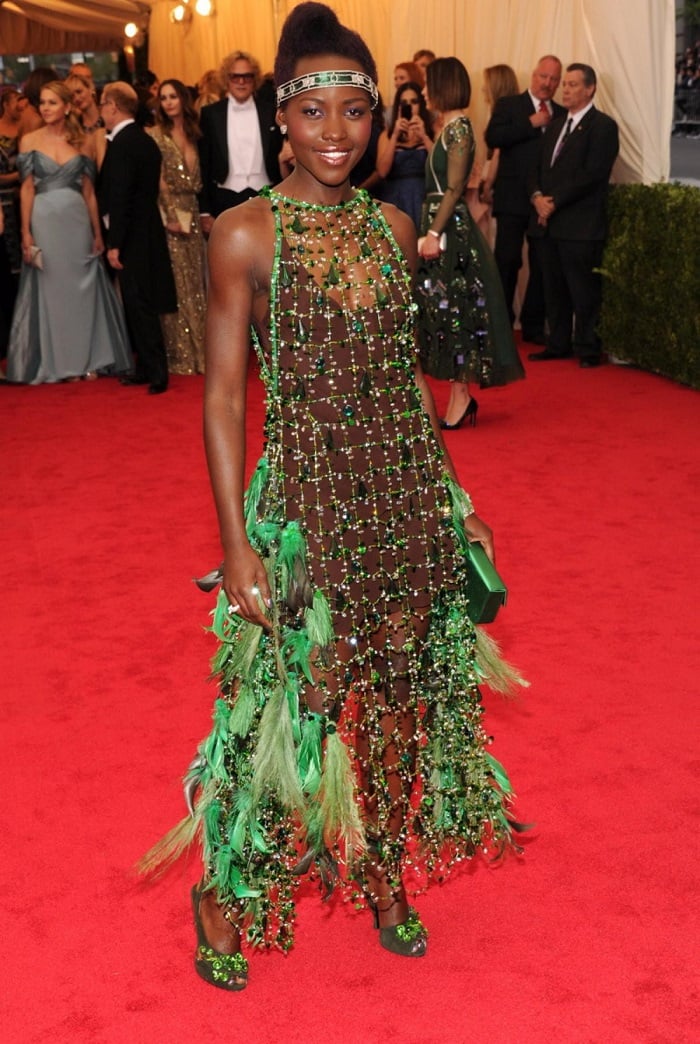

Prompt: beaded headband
[{"left": 276, "top": 69, "right": 379, "bottom": 109}]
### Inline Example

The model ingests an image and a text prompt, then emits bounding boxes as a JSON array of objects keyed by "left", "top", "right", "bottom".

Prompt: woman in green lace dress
[
  {"left": 145, "top": 3, "right": 524, "bottom": 991},
  {"left": 416, "top": 58, "right": 524, "bottom": 429}
]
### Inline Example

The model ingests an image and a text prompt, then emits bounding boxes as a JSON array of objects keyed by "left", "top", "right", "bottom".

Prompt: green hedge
[{"left": 599, "top": 183, "right": 700, "bottom": 388}]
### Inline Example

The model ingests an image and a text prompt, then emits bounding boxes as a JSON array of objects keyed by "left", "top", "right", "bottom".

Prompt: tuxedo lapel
[{"left": 557, "top": 108, "right": 596, "bottom": 163}]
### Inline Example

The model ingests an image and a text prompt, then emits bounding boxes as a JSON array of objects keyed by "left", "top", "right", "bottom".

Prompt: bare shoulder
[
  {"left": 208, "top": 195, "right": 276, "bottom": 289},
  {"left": 377, "top": 200, "right": 418, "bottom": 263},
  {"left": 18, "top": 128, "right": 41, "bottom": 153}
]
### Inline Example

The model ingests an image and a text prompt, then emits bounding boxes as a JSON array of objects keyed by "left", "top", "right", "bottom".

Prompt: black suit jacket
[
  {"left": 197, "top": 95, "right": 282, "bottom": 214},
  {"left": 97, "top": 122, "right": 176, "bottom": 313},
  {"left": 485, "top": 91, "right": 566, "bottom": 218},
  {"left": 528, "top": 106, "right": 619, "bottom": 240}
]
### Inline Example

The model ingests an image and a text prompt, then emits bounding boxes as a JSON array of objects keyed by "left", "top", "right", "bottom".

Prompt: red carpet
[{"left": 2, "top": 347, "right": 699, "bottom": 1042}]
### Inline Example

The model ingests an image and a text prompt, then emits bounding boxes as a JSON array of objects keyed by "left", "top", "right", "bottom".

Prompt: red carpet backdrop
[{"left": 1, "top": 345, "right": 698, "bottom": 1042}]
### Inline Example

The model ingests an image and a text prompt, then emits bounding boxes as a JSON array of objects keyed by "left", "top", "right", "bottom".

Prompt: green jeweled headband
[{"left": 276, "top": 69, "right": 379, "bottom": 109}]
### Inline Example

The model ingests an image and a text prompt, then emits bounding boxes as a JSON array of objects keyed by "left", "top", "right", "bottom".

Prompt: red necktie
[{"left": 539, "top": 101, "right": 548, "bottom": 114}]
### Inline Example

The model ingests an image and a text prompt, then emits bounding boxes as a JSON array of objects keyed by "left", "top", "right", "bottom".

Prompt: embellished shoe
[
  {"left": 191, "top": 884, "right": 248, "bottom": 991},
  {"left": 370, "top": 901, "right": 428, "bottom": 957}
]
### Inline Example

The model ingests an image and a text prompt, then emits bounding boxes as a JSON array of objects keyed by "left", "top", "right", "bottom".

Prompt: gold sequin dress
[
  {"left": 151, "top": 128, "right": 206, "bottom": 374},
  {"left": 153, "top": 188, "right": 521, "bottom": 950}
]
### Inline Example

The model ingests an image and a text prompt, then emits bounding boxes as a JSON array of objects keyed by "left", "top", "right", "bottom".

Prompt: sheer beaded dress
[{"left": 152, "top": 188, "right": 522, "bottom": 950}]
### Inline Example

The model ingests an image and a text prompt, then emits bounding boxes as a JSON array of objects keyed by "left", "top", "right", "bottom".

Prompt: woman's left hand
[
  {"left": 464, "top": 512, "right": 495, "bottom": 563},
  {"left": 418, "top": 233, "right": 442, "bottom": 260}
]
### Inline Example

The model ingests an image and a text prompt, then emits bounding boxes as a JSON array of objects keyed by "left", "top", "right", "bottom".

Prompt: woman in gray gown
[{"left": 6, "top": 81, "right": 130, "bottom": 384}]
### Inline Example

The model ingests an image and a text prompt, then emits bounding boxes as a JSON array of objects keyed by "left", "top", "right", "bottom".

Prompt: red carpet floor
[{"left": 2, "top": 347, "right": 699, "bottom": 1043}]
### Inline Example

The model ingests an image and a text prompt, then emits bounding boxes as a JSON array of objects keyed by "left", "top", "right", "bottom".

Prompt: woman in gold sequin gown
[
  {"left": 149, "top": 80, "right": 206, "bottom": 374},
  {"left": 143, "top": 3, "right": 524, "bottom": 992}
]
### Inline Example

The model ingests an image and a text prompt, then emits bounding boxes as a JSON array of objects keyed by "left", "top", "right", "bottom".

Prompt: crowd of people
[
  {"left": 674, "top": 41, "right": 700, "bottom": 136},
  {"left": 0, "top": 20, "right": 619, "bottom": 396}
]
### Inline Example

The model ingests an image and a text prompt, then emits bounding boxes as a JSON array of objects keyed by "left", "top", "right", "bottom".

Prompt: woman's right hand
[
  {"left": 21, "top": 233, "right": 35, "bottom": 264},
  {"left": 222, "top": 542, "right": 273, "bottom": 630}
]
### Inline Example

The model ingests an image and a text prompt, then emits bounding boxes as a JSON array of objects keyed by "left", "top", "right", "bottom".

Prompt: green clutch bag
[{"left": 465, "top": 542, "right": 507, "bottom": 623}]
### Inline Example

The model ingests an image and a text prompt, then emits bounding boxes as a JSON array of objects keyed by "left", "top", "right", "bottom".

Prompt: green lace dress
[
  {"left": 152, "top": 187, "right": 522, "bottom": 950},
  {"left": 417, "top": 116, "right": 525, "bottom": 387}
]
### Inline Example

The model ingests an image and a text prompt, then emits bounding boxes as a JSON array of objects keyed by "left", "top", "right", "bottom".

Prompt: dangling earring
[{"left": 280, "top": 123, "right": 287, "bottom": 136}]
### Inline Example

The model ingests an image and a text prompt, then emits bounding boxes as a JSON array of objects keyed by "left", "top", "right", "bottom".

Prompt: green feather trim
[
  {"left": 278, "top": 520, "right": 313, "bottom": 610},
  {"left": 244, "top": 457, "right": 269, "bottom": 529},
  {"left": 280, "top": 628, "right": 315, "bottom": 685},
  {"left": 445, "top": 475, "right": 473, "bottom": 551},
  {"left": 248, "top": 519, "right": 280, "bottom": 550},
  {"left": 250, "top": 685, "right": 305, "bottom": 813},
  {"left": 227, "top": 619, "right": 263, "bottom": 678},
  {"left": 297, "top": 714, "right": 324, "bottom": 796},
  {"left": 202, "top": 699, "right": 231, "bottom": 782},
  {"left": 474, "top": 627, "right": 529, "bottom": 694},
  {"left": 136, "top": 814, "right": 200, "bottom": 877},
  {"left": 137, "top": 777, "right": 217, "bottom": 878},
  {"left": 229, "top": 681, "right": 257, "bottom": 738},
  {"left": 317, "top": 730, "right": 366, "bottom": 858},
  {"left": 485, "top": 752, "right": 513, "bottom": 795},
  {"left": 304, "top": 590, "right": 334, "bottom": 648}
]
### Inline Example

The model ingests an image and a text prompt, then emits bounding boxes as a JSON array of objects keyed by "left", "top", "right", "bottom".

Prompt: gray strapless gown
[{"left": 6, "top": 151, "right": 131, "bottom": 384}]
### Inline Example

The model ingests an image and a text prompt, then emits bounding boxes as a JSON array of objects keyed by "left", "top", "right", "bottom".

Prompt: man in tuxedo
[
  {"left": 528, "top": 64, "right": 619, "bottom": 367},
  {"left": 97, "top": 82, "right": 176, "bottom": 394},
  {"left": 485, "top": 55, "right": 564, "bottom": 344},
  {"left": 198, "top": 51, "right": 282, "bottom": 235}
]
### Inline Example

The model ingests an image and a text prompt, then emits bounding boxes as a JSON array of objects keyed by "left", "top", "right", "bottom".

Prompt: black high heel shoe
[
  {"left": 191, "top": 884, "right": 248, "bottom": 990},
  {"left": 368, "top": 898, "right": 428, "bottom": 957},
  {"left": 440, "top": 396, "right": 478, "bottom": 430}
]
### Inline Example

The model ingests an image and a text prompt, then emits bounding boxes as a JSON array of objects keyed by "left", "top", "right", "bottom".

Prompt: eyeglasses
[{"left": 228, "top": 73, "right": 255, "bottom": 83}]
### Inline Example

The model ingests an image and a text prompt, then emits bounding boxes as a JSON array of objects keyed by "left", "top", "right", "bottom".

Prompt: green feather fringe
[
  {"left": 250, "top": 685, "right": 305, "bottom": 813},
  {"left": 474, "top": 627, "right": 529, "bottom": 695},
  {"left": 244, "top": 457, "right": 269, "bottom": 529},
  {"left": 304, "top": 590, "right": 334, "bottom": 648},
  {"left": 316, "top": 730, "right": 366, "bottom": 859},
  {"left": 297, "top": 714, "right": 324, "bottom": 796},
  {"left": 229, "top": 681, "right": 257, "bottom": 738}
]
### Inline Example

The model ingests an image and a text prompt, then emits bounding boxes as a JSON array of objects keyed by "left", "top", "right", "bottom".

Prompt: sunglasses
[{"left": 228, "top": 73, "right": 255, "bottom": 83}]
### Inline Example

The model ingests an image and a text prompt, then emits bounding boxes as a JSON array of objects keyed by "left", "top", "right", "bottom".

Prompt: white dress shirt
[{"left": 220, "top": 96, "right": 267, "bottom": 193}]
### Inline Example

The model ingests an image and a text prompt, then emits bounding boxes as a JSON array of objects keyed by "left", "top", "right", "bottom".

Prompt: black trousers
[
  {"left": 118, "top": 268, "right": 169, "bottom": 386},
  {"left": 536, "top": 236, "right": 605, "bottom": 361},
  {"left": 493, "top": 212, "right": 547, "bottom": 337},
  {"left": 211, "top": 186, "right": 258, "bottom": 217}
]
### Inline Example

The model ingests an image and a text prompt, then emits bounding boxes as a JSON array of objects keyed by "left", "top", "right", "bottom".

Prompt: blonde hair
[
  {"left": 220, "top": 51, "right": 261, "bottom": 90},
  {"left": 484, "top": 64, "right": 519, "bottom": 107},
  {"left": 41, "top": 81, "right": 84, "bottom": 149}
]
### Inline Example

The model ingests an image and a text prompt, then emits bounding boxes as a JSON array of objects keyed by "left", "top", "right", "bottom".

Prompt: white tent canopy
[{"left": 0, "top": 0, "right": 676, "bottom": 183}]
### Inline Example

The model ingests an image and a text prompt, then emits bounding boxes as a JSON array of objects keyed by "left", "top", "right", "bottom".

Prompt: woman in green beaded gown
[
  {"left": 145, "top": 3, "right": 524, "bottom": 991},
  {"left": 416, "top": 58, "right": 524, "bottom": 429}
]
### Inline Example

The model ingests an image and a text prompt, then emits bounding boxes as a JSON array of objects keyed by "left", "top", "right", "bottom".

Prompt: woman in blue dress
[
  {"left": 6, "top": 81, "right": 130, "bottom": 384},
  {"left": 376, "top": 82, "right": 433, "bottom": 229}
]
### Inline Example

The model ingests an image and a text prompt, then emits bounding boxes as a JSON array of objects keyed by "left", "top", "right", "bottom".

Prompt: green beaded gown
[
  {"left": 417, "top": 116, "right": 525, "bottom": 387},
  {"left": 151, "top": 187, "right": 523, "bottom": 950}
]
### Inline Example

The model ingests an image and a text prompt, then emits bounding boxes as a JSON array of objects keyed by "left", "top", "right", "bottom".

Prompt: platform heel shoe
[
  {"left": 191, "top": 884, "right": 248, "bottom": 990},
  {"left": 368, "top": 898, "right": 428, "bottom": 957}
]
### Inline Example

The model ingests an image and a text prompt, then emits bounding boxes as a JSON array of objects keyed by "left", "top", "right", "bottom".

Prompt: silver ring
[
  {"left": 228, "top": 603, "right": 240, "bottom": 614},
  {"left": 251, "top": 585, "right": 260, "bottom": 596}
]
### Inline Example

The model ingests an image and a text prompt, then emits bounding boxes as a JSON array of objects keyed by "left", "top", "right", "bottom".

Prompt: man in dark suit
[
  {"left": 198, "top": 51, "right": 282, "bottom": 235},
  {"left": 528, "top": 63, "right": 619, "bottom": 367},
  {"left": 485, "top": 55, "right": 564, "bottom": 343},
  {"left": 97, "top": 82, "right": 177, "bottom": 394}
]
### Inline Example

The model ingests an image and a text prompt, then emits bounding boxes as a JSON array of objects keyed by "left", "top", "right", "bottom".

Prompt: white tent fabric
[
  {"left": 0, "top": 0, "right": 148, "bottom": 39},
  {"left": 0, "top": 0, "right": 675, "bottom": 183}
]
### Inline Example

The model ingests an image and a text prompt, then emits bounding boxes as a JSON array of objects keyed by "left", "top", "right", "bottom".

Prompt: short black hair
[
  {"left": 567, "top": 63, "right": 597, "bottom": 88},
  {"left": 274, "top": 2, "right": 377, "bottom": 90}
]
